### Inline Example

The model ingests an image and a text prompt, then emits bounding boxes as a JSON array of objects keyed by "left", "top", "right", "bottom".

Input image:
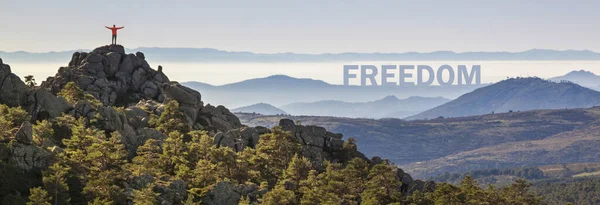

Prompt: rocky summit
[
  {"left": 0, "top": 45, "right": 436, "bottom": 205},
  {"left": 39, "top": 44, "right": 241, "bottom": 134}
]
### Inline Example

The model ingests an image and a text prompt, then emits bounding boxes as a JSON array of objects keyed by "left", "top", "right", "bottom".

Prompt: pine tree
[
  {"left": 33, "top": 120, "right": 54, "bottom": 146},
  {"left": 432, "top": 183, "right": 464, "bottom": 205},
  {"left": 361, "top": 163, "right": 403, "bottom": 205},
  {"left": 262, "top": 186, "right": 297, "bottom": 205},
  {"left": 150, "top": 100, "right": 190, "bottom": 134},
  {"left": 501, "top": 179, "right": 542, "bottom": 205},
  {"left": 460, "top": 175, "right": 486, "bottom": 204},
  {"left": 189, "top": 159, "right": 219, "bottom": 198},
  {"left": 131, "top": 139, "right": 163, "bottom": 177},
  {"left": 280, "top": 154, "right": 312, "bottom": 196},
  {"left": 161, "top": 131, "right": 189, "bottom": 175},
  {"left": 24, "top": 75, "right": 36, "bottom": 88},
  {"left": 82, "top": 132, "right": 128, "bottom": 201},
  {"left": 254, "top": 127, "right": 301, "bottom": 186},
  {"left": 342, "top": 158, "right": 369, "bottom": 200},
  {"left": 42, "top": 163, "right": 70, "bottom": 205},
  {"left": 132, "top": 185, "right": 158, "bottom": 205},
  {"left": 27, "top": 187, "right": 51, "bottom": 205},
  {"left": 57, "top": 82, "right": 85, "bottom": 105}
]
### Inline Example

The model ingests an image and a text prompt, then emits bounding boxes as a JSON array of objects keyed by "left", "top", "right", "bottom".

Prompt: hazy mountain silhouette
[
  {"left": 281, "top": 96, "right": 449, "bottom": 119},
  {"left": 407, "top": 77, "right": 600, "bottom": 120},
  {"left": 231, "top": 103, "right": 288, "bottom": 115},
  {"left": 3, "top": 48, "right": 600, "bottom": 63},
  {"left": 182, "top": 75, "right": 481, "bottom": 108},
  {"left": 548, "top": 70, "right": 600, "bottom": 89}
]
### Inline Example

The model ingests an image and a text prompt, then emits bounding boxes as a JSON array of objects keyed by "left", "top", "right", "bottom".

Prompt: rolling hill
[
  {"left": 231, "top": 103, "right": 288, "bottom": 115},
  {"left": 548, "top": 70, "right": 600, "bottom": 88},
  {"left": 236, "top": 106, "right": 600, "bottom": 178},
  {"left": 281, "top": 96, "right": 450, "bottom": 119},
  {"left": 407, "top": 77, "right": 600, "bottom": 120}
]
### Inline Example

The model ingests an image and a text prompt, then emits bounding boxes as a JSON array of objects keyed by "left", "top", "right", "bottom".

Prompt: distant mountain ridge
[
  {"left": 183, "top": 75, "right": 480, "bottom": 108},
  {"left": 231, "top": 103, "right": 288, "bottom": 115},
  {"left": 548, "top": 70, "right": 600, "bottom": 88},
  {"left": 407, "top": 77, "right": 600, "bottom": 120},
  {"left": 281, "top": 95, "right": 450, "bottom": 119},
  {"left": 3, "top": 48, "right": 600, "bottom": 63}
]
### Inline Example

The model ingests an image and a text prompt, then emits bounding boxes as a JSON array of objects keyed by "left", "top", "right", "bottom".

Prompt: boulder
[
  {"left": 199, "top": 104, "right": 242, "bottom": 133},
  {"left": 203, "top": 181, "right": 241, "bottom": 205},
  {"left": 240, "top": 127, "right": 260, "bottom": 148},
  {"left": 124, "top": 106, "right": 149, "bottom": 129},
  {"left": 72, "top": 100, "right": 96, "bottom": 120},
  {"left": 27, "top": 89, "right": 72, "bottom": 121},
  {"left": 156, "top": 180, "right": 187, "bottom": 205},
  {"left": 15, "top": 122, "right": 33, "bottom": 145},
  {"left": 0, "top": 63, "right": 29, "bottom": 107},
  {"left": 97, "top": 106, "right": 123, "bottom": 132},
  {"left": 214, "top": 129, "right": 244, "bottom": 152},
  {"left": 9, "top": 141, "right": 52, "bottom": 171},
  {"left": 163, "top": 82, "right": 201, "bottom": 105},
  {"left": 105, "top": 52, "right": 122, "bottom": 76}
]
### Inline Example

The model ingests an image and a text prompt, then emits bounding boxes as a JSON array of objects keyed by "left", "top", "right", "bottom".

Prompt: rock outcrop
[
  {"left": 0, "top": 59, "right": 28, "bottom": 107},
  {"left": 279, "top": 119, "right": 348, "bottom": 165},
  {"left": 27, "top": 88, "right": 72, "bottom": 120},
  {"left": 41, "top": 45, "right": 170, "bottom": 107},
  {"left": 10, "top": 122, "right": 53, "bottom": 171},
  {"left": 40, "top": 45, "right": 241, "bottom": 134},
  {"left": 213, "top": 126, "right": 269, "bottom": 152},
  {"left": 203, "top": 181, "right": 262, "bottom": 205},
  {"left": 213, "top": 119, "right": 356, "bottom": 167}
]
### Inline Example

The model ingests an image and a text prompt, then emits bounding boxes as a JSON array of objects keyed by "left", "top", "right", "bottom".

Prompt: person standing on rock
[{"left": 105, "top": 25, "right": 124, "bottom": 45}]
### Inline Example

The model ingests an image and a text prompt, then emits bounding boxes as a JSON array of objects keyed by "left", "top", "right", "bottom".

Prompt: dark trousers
[{"left": 112, "top": 35, "right": 117, "bottom": 44}]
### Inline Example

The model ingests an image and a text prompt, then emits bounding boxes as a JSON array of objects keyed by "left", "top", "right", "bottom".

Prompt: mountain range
[
  {"left": 281, "top": 96, "right": 450, "bottom": 119},
  {"left": 3, "top": 48, "right": 600, "bottom": 63},
  {"left": 183, "top": 75, "right": 480, "bottom": 108},
  {"left": 407, "top": 77, "right": 600, "bottom": 120}
]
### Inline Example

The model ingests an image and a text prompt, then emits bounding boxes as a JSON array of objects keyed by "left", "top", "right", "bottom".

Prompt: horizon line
[{"left": 0, "top": 46, "right": 598, "bottom": 56}]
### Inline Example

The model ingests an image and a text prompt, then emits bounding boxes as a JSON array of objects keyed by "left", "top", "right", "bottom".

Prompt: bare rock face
[
  {"left": 15, "top": 121, "right": 33, "bottom": 145},
  {"left": 202, "top": 181, "right": 242, "bottom": 205},
  {"left": 27, "top": 89, "right": 72, "bottom": 121},
  {"left": 0, "top": 61, "right": 28, "bottom": 107},
  {"left": 163, "top": 82, "right": 203, "bottom": 125},
  {"left": 38, "top": 45, "right": 242, "bottom": 134},
  {"left": 213, "top": 126, "right": 270, "bottom": 152},
  {"left": 10, "top": 122, "right": 53, "bottom": 171},
  {"left": 41, "top": 45, "right": 170, "bottom": 107},
  {"left": 279, "top": 119, "right": 346, "bottom": 165},
  {"left": 198, "top": 104, "right": 242, "bottom": 134}
]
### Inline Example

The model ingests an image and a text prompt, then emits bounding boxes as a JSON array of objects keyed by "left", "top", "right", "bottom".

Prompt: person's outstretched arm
[
  {"left": 117, "top": 26, "right": 124, "bottom": 29},
  {"left": 105, "top": 26, "right": 111, "bottom": 29}
]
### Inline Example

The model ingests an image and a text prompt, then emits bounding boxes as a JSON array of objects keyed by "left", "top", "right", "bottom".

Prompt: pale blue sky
[{"left": 1, "top": 0, "right": 599, "bottom": 53}]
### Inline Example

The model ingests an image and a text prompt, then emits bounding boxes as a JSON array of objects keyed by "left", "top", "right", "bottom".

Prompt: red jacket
[{"left": 106, "top": 26, "right": 124, "bottom": 35}]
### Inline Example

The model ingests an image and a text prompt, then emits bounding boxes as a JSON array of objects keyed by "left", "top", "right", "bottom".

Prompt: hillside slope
[
  {"left": 238, "top": 107, "right": 600, "bottom": 178},
  {"left": 407, "top": 77, "right": 600, "bottom": 120}
]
